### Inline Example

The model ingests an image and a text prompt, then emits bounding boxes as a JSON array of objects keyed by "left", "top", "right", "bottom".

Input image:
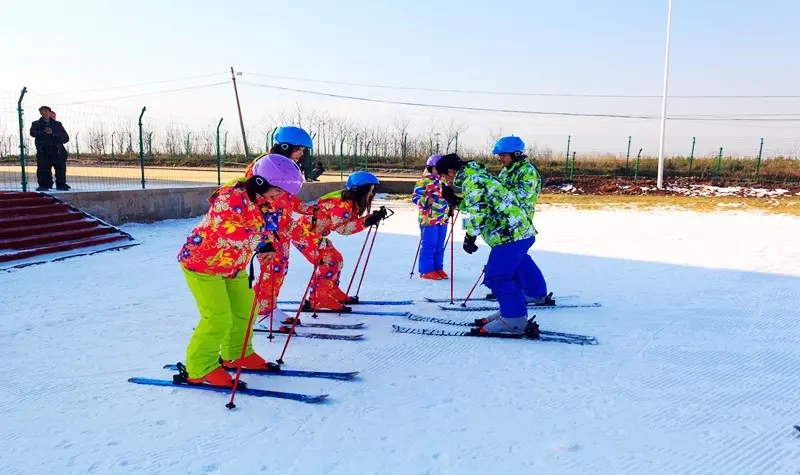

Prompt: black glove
[
  {"left": 442, "top": 185, "right": 462, "bottom": 208},
  {"left": 256, "top": 241, "right": 276, "bottom": 254},
  {"left": 364, "top": 207, "right": 388, "bottom": 227},
  {"left": 463, "top": 234, "right": 478, "bottom": 254}
]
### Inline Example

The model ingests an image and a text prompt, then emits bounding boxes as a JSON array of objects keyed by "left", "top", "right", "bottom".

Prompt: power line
[
  {"left": 34, "top": 72, "right": 229, "bottom": 96},
  {"left": 241, "top": 71, "right": 800, "bottom": 100},
  {"left": 47, "top": 82, "right": 229, "bottom": 106},
  {"left": 240, "top": 80, "right": 800, "bottom": 123}
]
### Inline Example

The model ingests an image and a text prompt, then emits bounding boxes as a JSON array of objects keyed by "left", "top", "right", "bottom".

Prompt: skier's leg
[
  {"left": 434, "top": 223, "right": 448, "bottom": 274},
  {"left": 418, "top": 225, "right": 438, "bottom": 277},
  {"left": 519, "top": 237, "right": 548, "bottom": 301},
  {"left": 183, "top": 268, "right": 233, "bottom": 380},
  {"left": 311, "top": 243, "right": 348, "bottom": 309},
  {"left": 481, "top": 240, "right": 528, "bottom": 334},
  {"left": 220, "top": 270, "right": 262, "bottom": 364}
]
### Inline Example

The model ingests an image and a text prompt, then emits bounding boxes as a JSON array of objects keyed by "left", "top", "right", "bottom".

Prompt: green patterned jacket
[
  {"left": 498, "top": 159, "right": 542, "bottom": 220},
  {"left": 454, "top": 161, "right": 536, "bottom": 247}
]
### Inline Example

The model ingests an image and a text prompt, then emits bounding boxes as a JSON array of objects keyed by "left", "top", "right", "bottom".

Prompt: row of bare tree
[
  {"left": 2, "top": 105, "right": 797, "bottom": 162},
  {"left": 0, "top": 105, "right": 559, "bottom": 162}
]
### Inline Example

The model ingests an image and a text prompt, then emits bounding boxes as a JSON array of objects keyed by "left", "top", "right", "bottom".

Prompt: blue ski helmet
[
  {"left": 492, "top": 136, "right": 526, "bottom": 155},
  {"left": 346, "top": 171, "right": 380, "bottom": 191},
  {"left": 274, "top": 126, "right": 313, "bottom": 149}
]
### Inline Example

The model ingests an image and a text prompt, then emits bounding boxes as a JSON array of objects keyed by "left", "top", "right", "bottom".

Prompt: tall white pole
[{"left": 656, "top": 0, "right": 673, "bottom": 189}]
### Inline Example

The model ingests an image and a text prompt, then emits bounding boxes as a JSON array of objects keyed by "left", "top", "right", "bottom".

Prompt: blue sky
[{"left": 2, "top": 0, "right": 799, "bottom": 157}]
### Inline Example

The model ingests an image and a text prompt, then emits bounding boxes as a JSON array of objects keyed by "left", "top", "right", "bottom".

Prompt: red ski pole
[
  {"left": 461, "top": 266, "right": 485, "bottom": 307},
  {"left": 449, "top": 220, "right": 455, "bottom": 305},
  {"left": 275, "top": 257, "right": 319, "bottom": 365},
  {"left": 226, "top": 258, "right": 268, "bottom": 410},
  {"left": 443, "top": 209, "right": 460, "bottom": 252},
  {"left": 355, "top": 221, "right": 380, "bottom": 297},
  {"left": 344, "top": 226, "right": 373, "bottom": 297}
]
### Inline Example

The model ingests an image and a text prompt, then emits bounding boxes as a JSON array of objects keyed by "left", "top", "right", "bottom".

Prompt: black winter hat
[{"left": 434, "top": 153, "right": 465, "bottom": 175}]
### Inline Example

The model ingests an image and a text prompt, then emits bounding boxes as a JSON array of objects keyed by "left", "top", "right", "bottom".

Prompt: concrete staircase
[{"left": 0, "top": 191, "right": 138, "bottom": 270}]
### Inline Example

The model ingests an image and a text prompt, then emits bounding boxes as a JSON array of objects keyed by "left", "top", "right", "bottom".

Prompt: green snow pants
[{"left": 183, "top": 268, "right": 256, "bottom": 379}]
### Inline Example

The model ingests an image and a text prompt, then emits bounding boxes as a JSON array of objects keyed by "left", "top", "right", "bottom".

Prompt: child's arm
[
  {"left": 411, "top": 176, "right": 434, "bottom": 210},
  {"left": 329, "top": 202, "right": 367, "bottom": 236}
]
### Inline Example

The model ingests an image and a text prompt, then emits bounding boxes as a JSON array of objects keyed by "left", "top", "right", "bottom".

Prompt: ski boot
[
  {"left": 174, "top": 362, "right": 240, "bottom": 389},
  {"left": 436, "top": 270, "right": 449, "bottom": 279},
  {"left": 420, "top": 271, "right": 442, "bottom": 280},
  {"left": 221, "top": 352, "right": 279, "bottom": 372},
  {"left": 256, "top": 308, "right": 291, "bottom": 330},
  {"left": 303, "top": 295, "right": 352, "bottom": 313},
  {"left": 526, "top": 292, "right": 555, "bottom": 307},
  {"left": 479, "top": 315, "right": 528, "bottom": 335},
  {"left": 331, "top": 287, "right": 359, "bottom": 304},
  {"left": 472, "top": 309, "right": 501, "bottom": 327}
]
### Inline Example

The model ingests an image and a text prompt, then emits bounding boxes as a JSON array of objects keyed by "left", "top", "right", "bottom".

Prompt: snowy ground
[{"left": 2, "top": 200, "right": 800, "bottom": 475}]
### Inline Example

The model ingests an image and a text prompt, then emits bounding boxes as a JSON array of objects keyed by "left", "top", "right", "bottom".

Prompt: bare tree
[{"left": 443, "top": 118, "right": 468, "bottom": 153}]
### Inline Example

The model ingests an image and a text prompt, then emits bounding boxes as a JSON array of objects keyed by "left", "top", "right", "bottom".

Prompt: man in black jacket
[{"left": 30, "top": 106, "right": 70, "bottom": 191}]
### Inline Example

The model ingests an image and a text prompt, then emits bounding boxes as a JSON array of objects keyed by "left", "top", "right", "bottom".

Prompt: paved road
[{"left": 0, "top": 165, "right": 417, "bottom": 192}]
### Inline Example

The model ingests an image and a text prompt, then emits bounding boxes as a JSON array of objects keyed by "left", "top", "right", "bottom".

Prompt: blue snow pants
[
  {"left": 418, "top": 224, "right": 448, "bottom": 274},
  {"left": 484, "top": 237, "right": 547, "bottom": 318}
]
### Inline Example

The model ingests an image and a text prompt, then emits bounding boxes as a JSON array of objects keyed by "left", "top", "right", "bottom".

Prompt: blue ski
[
  {"left": 278, "top": 299, "right": 412, "bottom": 306},
  {"left": 127, "top": 377, "right": 328, "bottom": 403},
  {"left": 162, "top": 364, "right": 359, "bottom": 381}
]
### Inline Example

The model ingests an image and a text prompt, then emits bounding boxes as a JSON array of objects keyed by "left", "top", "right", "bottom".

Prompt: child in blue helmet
[
  {"left": 245, "top": 125, "right": 318, "bottom": 321},
  {"left": 488, "top": 135, "right": 551, "bottom": 307},
  {"left": 411, "top": 154, "right": 451, "bottom": 280},
  {"left": 287, "top": 171, "right": 390, "bottom": 312}
]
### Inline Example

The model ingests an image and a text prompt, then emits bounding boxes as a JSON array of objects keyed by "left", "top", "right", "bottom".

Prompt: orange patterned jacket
[
  {"left": 288, "top": 190, "right": 369, "bottom": 244},
  {"left": 177, "top": 182, "right": 273, "bottom": 278},
  {"left": 245, "top": 156, "right": 315, "bottom": 237}
]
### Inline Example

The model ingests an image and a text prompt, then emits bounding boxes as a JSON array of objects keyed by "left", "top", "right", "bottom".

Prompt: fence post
[
  {"left": 16, "top": 87, "right": 28, "bottom": 192},
  {"left": 353, "top": 135, "right": 358, "bottom": 169},
  {"left": 634, "top": 148, "right": 643, "bottom": 181},
  {"left": 455, "top": 132, "right": 459, "bottom": 154},
  {"left": 564, "top": 135, "right": 571, "bottom": 176},
  {"left": 402, "top": 133, "right": 407, "bottom": 167},
  {"left": 138, "top": 107, "right": 147, "bottom": 189},
  {"left": 186, "top": 132, "right": 191, "bottom": 156},
  {"left": 339, "top": 137, "right": 345, "bottom": 181},
  {"left": 713, "top": 147, "right": 723, "bottom": 186},
  {"left": 755, "top": 137, "right": 764, "bottom": 177},
  {"left": 75, "top": 132, "right": 80, "bottom": 160},
  {"left": 216, "top": 118, "right": 223, "bottom": 185},
  {"left": 365, "top": 141, "right": 371, "bottom": 171},
  {"left": 688, "top": 137, "right": 696, "bottom": 176},
  {"left": 625, "top": 136, "right": 631, "bottom": 176},
  {"left": 112, "top": 131, "right": 116, "bottom": 160},
  {"left": 569, "top": 151, "right": 576, "bottom": 181}
]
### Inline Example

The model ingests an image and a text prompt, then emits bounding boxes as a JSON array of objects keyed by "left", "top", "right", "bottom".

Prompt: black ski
[
  {"left": 404, "top": 313, "right": 597, "bottom": 343},
  {"left": 436, "top": 302, "right": 601, "bottom": 312},
  {"left": 393, "top": 317, "right": 596, "bottom": 345}
]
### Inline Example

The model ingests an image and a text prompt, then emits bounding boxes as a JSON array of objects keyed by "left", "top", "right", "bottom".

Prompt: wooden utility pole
[{"left": 230, "top": 67, "right": 250, "bottom": 158}]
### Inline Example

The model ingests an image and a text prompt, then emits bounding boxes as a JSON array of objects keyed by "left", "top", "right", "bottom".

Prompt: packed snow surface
[{"left": 2, "top": 200, "right": 800, "bottom": 474}]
